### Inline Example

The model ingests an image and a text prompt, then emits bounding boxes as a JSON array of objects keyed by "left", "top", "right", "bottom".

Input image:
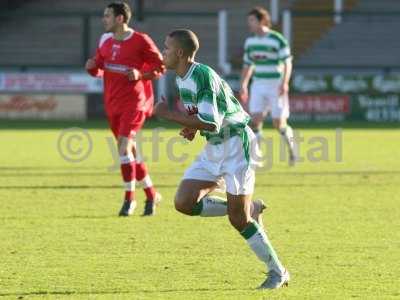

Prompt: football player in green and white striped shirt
[
  {"left": 154, "top": 29, "right": 289, "bottom": 289},
  {"left": 240, "top": 7, "right": 297, "bottom": 166}
]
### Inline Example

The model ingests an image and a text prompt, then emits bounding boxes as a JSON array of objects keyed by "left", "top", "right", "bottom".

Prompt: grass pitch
[{"left": 0, "top": 120, "right": 399, "bottom": 299}]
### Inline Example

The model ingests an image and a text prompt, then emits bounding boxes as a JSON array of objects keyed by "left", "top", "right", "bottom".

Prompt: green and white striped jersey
[
  {"left": 176, "top": 62, "right": 250, "bottom": 144},
  {"left": 243, "top": 30, "right": 291, "bottom": 80}
]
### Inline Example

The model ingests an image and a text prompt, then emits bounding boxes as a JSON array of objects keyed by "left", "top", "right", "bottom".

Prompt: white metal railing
[
  {"left": 281, "top": 0, "right": 343, "bottom": 47},
  {"left": 270, "top": 0, "right": 279, "bottom": 24},
  {"left": 218, "top": 10, "right": 231, "bottom": 75},
  {"left": 334, "top": 0, "right": 343, "bottom": 24},
  {"left": 282, "top": 9, "right": 292, "bottom": 47}
]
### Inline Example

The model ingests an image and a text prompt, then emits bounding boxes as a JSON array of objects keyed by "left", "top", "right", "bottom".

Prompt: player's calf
[{"left": 227, "top": 194, "right": 253, "bottom": 231}]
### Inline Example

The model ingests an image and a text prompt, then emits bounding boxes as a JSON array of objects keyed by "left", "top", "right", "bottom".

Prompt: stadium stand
[
  {"left": 296, "top": 0, "right": 400, "bottom": 69},
  {"left": 0, "top": 0, "right": 101, "bottom": 68},
  {"left": 2, "top": 0, "right": 398, "bottom": 71},
  {"left": 291, "top": 0, "right": 358, "bottom": 58},
  {"left": 140, "top": 0, "right": 290, "bottom": 70},
  {"left": 0, "top": 0, "right": 289, "bottom": 71}
]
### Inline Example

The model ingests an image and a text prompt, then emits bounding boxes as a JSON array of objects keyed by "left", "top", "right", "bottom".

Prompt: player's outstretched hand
[
  {"left": 85, "top": 58, "right": 96, "bottom": 70},
  {"left": 180, "top": 127, "right": 197, "bottom": 141},
  {"left": 153, "top": 96, "right": 169, "bottom": 118},
  {"left": 127, "top": 68, "right": 142, "bottom": 81}
]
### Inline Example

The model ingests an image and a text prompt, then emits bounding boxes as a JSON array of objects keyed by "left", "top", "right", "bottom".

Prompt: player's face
[
  {"left": 103, "top": 8, "right": 117, "bottom": 32},
  {"left": 162, "top": 36, "right": 180, "bottom": 69},
  {"left": 248, "top": 15, "right": 261, "bottom": 33}
]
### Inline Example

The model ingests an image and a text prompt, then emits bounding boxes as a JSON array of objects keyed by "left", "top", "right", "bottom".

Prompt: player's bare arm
[
  {"left": 154, "top": 100, "right": 216, "bottom": 132},
  {"left": 239, "top": 64, "right": 254, "bottom": 102},
  {"left": 279, "top": 59, "right": 292, "bottom": 95}
]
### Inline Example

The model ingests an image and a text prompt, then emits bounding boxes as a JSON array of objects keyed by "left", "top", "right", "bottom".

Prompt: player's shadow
[
  {"left": 0, "top": 184, "right": 177, "bottom": 189},
  {"left": 0, "top": 166, "right": 104, "bottom": 171},
  {"left": 0, "top": 179, "right": 397, "bottom": 191},
  {"left": 2, "top": 215, "right": 122, "bottom": 220},
  {"left": 0, "top": 286, "right": 254, "bottom": 297},
  {"left": 0, "top": 171, "right": 183, "bottom": 177}
]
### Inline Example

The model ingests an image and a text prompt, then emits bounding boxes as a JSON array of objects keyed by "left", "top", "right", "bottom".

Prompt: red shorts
[{"left": 107, "top": 110, "right": 146, "bottom": 138}]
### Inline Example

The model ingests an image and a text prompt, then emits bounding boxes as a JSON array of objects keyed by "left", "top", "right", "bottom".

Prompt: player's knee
[
  {"left": 250, "top": 115, "right": 263, "bottom": 131},
  {"left": 251, "top": 117, "right": 261, "bottom": 127},
  {"left": 117, "top": 137, "right": 134, "bottom": 156},
  {"left": 117, "top": 144, "right": 128, "bottom": 157},
  {"left": 273, "top": 119, "right": 286, "bottom": 130},
  {"left": 250, "top": 123, "right": 259, "bottom": 133},
  {"left": 174, "top": 195, "right": 194, "bottom": 215}
]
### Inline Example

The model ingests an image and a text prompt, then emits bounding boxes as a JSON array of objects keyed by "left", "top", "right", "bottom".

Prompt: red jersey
[{"left": 87, "top": 30, "right": 164, "bottom": 115}]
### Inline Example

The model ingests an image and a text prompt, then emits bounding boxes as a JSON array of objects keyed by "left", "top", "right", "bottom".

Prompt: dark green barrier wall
[{"left": 225, "top": 74, "right": 400, "bottom": 122}]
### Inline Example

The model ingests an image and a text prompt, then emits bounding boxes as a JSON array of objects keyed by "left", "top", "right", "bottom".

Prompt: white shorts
[
  {"left": 249, "top": 79, "right": 290, "bottom": 119},
  {"left": 183, "top": 127, "right": 258, "bottom": 195}
]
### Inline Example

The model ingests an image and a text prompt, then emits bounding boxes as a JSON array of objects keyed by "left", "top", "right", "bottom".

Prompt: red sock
[
  {"left": 136, "top": 162, "right": 156, "bottom": 201},
  {"left": 120, "top": 155, "right": 136, "bottom": 202}
]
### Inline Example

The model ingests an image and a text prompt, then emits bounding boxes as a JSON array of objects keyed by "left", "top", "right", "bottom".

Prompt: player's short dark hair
[
  {"left": 107, "top": 2, "right": 132, "bottom": 23},
  {"left": 168, "top": 29, "right": 200, "bottom": 57},
  {"left": 248, "top": 6, "right": 271, "bottom": 27}
]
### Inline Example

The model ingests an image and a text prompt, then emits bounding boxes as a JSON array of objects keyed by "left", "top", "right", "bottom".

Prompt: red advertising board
[{"left": 290, "top": 95, "right": 350, "bottom": 114}]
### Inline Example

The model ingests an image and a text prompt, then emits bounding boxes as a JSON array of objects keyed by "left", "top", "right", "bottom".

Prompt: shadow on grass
[
  {"left": 0, "top": 166, "right": 107, "bottom": 171},
  {"left": 1, "top": 215, "right": 118, "bottom": 220},
  {"left": 0, "top": 287, "right": 254, "bottom": 297},
  {"left": 0, "top": 184, "right": 175, "bottom": 189},
  {"left": 0, "top": 174, "right": 399, "bottom": 191},
  {"left": 0, "top": 172, "right": 182, "bottom": 178}
]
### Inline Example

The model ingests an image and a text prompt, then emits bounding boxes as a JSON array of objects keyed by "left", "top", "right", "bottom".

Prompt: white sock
[
  {"left": 280, "top": 126, "right": 295, "bottom": 157},
  {"left": 140, "top": 174, "right": 153, "bottom": 188},
  {"left": 241, "top": 220, "right": 285, "bottom": 274},
  {"left": 192, "top": 195, "right": 227, "bottom": 217}
]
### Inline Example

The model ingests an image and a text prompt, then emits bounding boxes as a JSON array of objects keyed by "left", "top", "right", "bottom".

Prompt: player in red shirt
[{"left": 85, "top": 2, "right": 165, "bottom": 216}]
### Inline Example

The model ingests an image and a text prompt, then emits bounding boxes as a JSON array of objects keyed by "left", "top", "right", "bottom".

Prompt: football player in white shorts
[
  {"left": 240, "top": 6, "right": 297, "bottom": 166},
  {"left": 155, "top": 29, "right": 290, "bottom": 289}
]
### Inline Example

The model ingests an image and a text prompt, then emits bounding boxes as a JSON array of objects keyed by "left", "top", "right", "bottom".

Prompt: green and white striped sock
[
  {"left": 241, "top": 220, "right": 285, "bottom": 274},
  {"left": 191, "top": 195, "right": 227, "bottom": 217}
]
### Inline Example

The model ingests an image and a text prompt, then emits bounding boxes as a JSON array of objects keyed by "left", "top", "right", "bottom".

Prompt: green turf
[{"left": 0, "top": 121, "right": 399, "bottom": 299}]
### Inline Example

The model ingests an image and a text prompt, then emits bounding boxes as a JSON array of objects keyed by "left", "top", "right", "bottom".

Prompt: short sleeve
[
  {"left": 196, "top": 89, "right": 223, "bottom": 133},
  {"left": 278, "top": 36, "right": 292, "bottom": 61},
  {"left": 243, "top": 39, "right": 253, "bottom": 66}
]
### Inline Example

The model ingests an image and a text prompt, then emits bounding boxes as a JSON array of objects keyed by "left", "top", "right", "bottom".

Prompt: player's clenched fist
[
  {"left": 85, "top": 58, "right": 97, "bottom": 70},
  {"left": 127, "top": 68, "right": 142, "bottom": 81},
  {"left": 179, "top": 127, "right": 197, "bottom": 141}
]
